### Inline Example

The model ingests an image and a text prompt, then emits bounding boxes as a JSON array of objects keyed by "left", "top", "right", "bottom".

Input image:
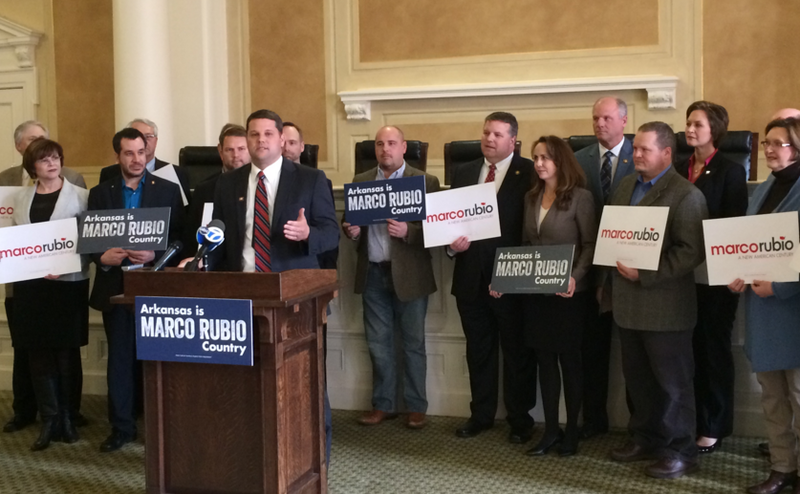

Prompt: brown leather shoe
[
  {"left": 645, "top": 457, "right": 699, "bottom": 479},
  {"left": 747, "top": 470, "right": 797, "bottom": 494},
  {"left": 357, "top": 410, "right": 398, "bottom": 426},
  {"left": 406, "top": 412, "right": 427, "bottom": 429},
  {"left": 610, "top": 442, "right": 655, "bottom": 462}
]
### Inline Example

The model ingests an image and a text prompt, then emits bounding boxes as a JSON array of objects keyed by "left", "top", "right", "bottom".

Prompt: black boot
[
  {"left": 31, "top": 376, "right": 61, "bottom": 451},
  {"left": 59, "top": 372, "right": 79, "bottom": 444}
]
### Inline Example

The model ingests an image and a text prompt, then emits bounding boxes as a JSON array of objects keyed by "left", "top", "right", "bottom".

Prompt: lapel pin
[
  {"left": 705, "top": 170, "right": 710, "bottom": 174},
  {"left": 239, "top": 197, "right": 244, "bottom": 201},
  {"left": 623, "top": 159, "right": 628, "bottom": 163},
  {"left": 151, "top": 180, "right": 155, "bottom": 185},
  {"left": 515, "top": 170, "right": 520, "bottom": 175}
]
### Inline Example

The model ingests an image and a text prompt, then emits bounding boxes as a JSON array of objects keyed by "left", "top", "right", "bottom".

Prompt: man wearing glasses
[{"left": 99, "top": 118, "right": 191, "bottom": 202}]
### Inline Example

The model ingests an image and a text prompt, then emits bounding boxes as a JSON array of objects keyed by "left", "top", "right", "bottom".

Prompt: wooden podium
[{"left": 115, "top": 269, "right": 337, "bottom": 494}]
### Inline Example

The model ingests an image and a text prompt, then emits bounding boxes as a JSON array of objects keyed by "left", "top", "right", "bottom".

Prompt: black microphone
[
  {"left": 184, "top": 220, "right": 225, "bottom": 272},
  {"left": 152, "top": 240, "right": 184, "bottom": 271}
]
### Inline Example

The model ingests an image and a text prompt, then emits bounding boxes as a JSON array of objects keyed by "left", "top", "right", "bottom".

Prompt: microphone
[
  {"left": 152, "top": 240, "right": 184, "bottom": 272},
  {"left": 184, "top": 220, "right": 225, "bottom": 272}
]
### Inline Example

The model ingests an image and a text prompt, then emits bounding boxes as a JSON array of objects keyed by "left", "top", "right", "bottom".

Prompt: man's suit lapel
[
  {"left": 273, "top": 158, "right": 295, "bottom": 226},
  {"left": 233, "top": 165, "right": 249, "bottom": 251},
  {"left": 498, "top": 157, "right": 524, "bottom": 199},
  {"left": 108, "top": 177, "right": 125, "bottom": 209},
  {"left": 139, "top": 172, "right": 158, "bottom": 207}
]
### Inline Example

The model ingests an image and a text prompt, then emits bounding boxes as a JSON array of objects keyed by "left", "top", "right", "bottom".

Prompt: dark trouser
[
  {"left": 581, "top": 308, "right": 613, "bottom": 430},
  {"left": 537, "top": 348, "right": 582, "bottom": 438},
  {"left": 103, "top": 306, "right": 139, "bottom": 437},
  {"left": 619, "top": 325, "right": 697, "bottom": 461},
  {"left": 28, "top": 348, "right": 79, "bottom": 417},
  {"left": 693, "top": 284, "right": 738, "bottom": 439},
  {"left": 7, "top": 297, "right": 37, "bottom": 421},
  {"left": 456, "top": 288, "right": 537, "bottom": 429}
]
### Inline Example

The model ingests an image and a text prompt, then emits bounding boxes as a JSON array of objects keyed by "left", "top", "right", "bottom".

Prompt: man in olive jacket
[
  {"left": 342, "top": 126, "right": 439, "bottom": 429},
  {"left": 607, "top": 122, "right": 708, "bottom": 480}
]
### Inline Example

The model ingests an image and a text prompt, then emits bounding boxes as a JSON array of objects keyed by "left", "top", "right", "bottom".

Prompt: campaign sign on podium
[
  {"left": 704, "top": 211, "right": 799, "bottom": 285},
  {"left": 593, "top": 205, "right": 669, "bottom": 271},
  {"left": 135, "top": 296, "right": 254, "bottom": 366},
  {"left": 344, "top": 175, "right": 426, "bottom": 225}
]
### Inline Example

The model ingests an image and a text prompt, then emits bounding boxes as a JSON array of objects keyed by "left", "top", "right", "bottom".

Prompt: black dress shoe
[
  {"left": 3, "top": 415, "right": 36, "bottom": 433},
  {"left": 579, "top": 423, "right": 608, "bottom": 440},
  {"left": 509, "top": 426, "right": 533, "bottom": 444},
  {"left": 558, "top": 430, "right": 579, "bottom": 457},
  {"left": 100, "top": 431, "right": 136, "bottom": 453},
  {"left": 455, "top": 420, "right": 493, "bottom": 438},
  {"left": 526, "top": 430, "right": 564, "bottom": 456},
  {"left": 697, "top": 439, "right": 722, "bottom": 454}
]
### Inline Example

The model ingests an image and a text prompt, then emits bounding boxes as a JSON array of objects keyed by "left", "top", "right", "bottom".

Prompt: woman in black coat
[{"left": 675, "top": 101, "right": 748, "bottom": 454}]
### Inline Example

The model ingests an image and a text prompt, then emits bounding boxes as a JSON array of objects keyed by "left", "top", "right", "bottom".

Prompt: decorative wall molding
[
  {"left": 0, "top": 17, "right": 42, "bottom": 69},
  {"left": 338, "top": 75, "right": 679, "bottom": 120}
]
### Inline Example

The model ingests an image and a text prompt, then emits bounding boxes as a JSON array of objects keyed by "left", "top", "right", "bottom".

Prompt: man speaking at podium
[{"left": 209, "top": 109, "right": 339, "bottom": 462}]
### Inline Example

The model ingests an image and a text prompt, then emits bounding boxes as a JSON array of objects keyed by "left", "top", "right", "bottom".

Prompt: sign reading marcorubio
[
  {"left": 422, "top": 183, "right": 501, "bottom": 248},
  {"left": 703, "top": 211, "right": 799, "bottom": 285},
  {"left": 593, "top": 205, "right": 669, "bottom": 271}
]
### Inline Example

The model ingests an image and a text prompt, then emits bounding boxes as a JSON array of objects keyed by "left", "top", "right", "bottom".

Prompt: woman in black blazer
[{"left": 675, "top": 101, "right": 748, "bottom": 453}]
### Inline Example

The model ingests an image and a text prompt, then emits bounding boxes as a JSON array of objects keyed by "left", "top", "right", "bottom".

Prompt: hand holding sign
[
  {"left": 450, "top": 236, "right": 471, "bottom": 253},
  {"left": 728, "top": 278, "right": 746, "bottom": 293},
  {"left": 616, "top": 261, "right": 640, "bottom": 281},
  {"left": 342, "top": 222, "right": 361, "bottom": 240},
  {"left": 126, "top": 249, "right": 155, "bottom": 265},
  {"left": 386, "top": 219, "right": 407, "bottom": 239},
  {"left": 284, "top": 208, "right": 309, "bottom": 241},
  {"left": 556, "top": 277, "right": 576, "bottom": 298},
  {"left": 101, "top": 248, "right": 128, "bottom": 266},
  {"left": 752, "top": 280, "right": 774, "bottom": 298}
]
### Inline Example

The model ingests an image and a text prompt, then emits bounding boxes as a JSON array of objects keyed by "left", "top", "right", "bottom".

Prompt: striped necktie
[
  {"left": 253, "top": 171, "right": 272, "bottom": 272},
  {"left": 600, "top": 151, "right": 613, "bottom": 202}
]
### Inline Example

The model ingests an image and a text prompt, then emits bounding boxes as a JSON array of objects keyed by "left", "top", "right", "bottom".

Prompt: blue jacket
[{"left": 744, "top": 174, "right": 800, "bottom": 373}]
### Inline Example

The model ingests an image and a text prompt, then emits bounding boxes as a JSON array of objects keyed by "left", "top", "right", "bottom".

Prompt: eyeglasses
[
  {"left": 760, "top": 140, "right": 792, "bottom": 150},
  {"left": 143, "top": 134, "right": 157, "bottom": 140}
]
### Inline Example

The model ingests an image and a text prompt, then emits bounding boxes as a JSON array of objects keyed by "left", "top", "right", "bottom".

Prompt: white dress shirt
[
  {"left": 478, "top": 152, "right": 514, "bottom": 192},
  {"left": 598, "top": 138, "right": 626, "bottom": 182},
  {"left": 242, "top": 157, "right": 282, "bottom": 272}
]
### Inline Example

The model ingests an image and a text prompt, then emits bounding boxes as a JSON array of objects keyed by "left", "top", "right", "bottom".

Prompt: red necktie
[
  {"left": 485, "top": 164, "right": 497, "bottom": 183},
  {"left": 253, "top": 171, "right": 272, "bottom": 272}
]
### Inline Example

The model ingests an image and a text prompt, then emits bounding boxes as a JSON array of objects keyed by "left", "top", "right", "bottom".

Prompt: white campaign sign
[
  {"left": 152, "top": 165, "right": 188, "bottom": 206},
  {"left": 423, "top": 183, "right": 501, "bottom": 248},
  {"left": 0, "top": 186, "right": 22, "bottom": 228},
  {"left": 0, "top": 218, "right": 82, "bottom": 283},
  {"left": 593, "top": 205, "right": 669, "bottom": 271},
  {"left": 705, "top": 212, "right": 799, "bottom": 285}
]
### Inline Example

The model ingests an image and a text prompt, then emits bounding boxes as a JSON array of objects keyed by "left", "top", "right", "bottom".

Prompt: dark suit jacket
[
  {"left": 184, "top": 171, "right": 221, "bottom": 253},
  {"left": 522, "top": 188, "right": 597, "bottom": 293},
  {"left": 346, "top": 165, "right": 439, "bottom": 301},
  {"left": 87, "top": 172, "right": 185, "bottom": 312},
  {"left": 450, "top": 154, "right": 534, "bottom": 300},
  {"left": 100, "top": 158, "right": 191, "bottom": 204},
  {"left": 574, "top": 138, "right": 635, "bottom": 220},
  {"left": 609, "top": 166, "right": 708, "bottom": 331},
  {"left": 674, "top": 152, "right": 748, "bottom": 220},
  {"left": 210, "top": 159, "right": 339, "bottom": 272}
]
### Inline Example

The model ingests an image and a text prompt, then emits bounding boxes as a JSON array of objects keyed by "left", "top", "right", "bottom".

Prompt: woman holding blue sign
[
  {"left": 493, "top": 135, "right": 597, "bottom": 457},
  {"left": 11, "top": 138, "right": 89, "bottom": 451},
  {"left": 729, "top": 117, "right": 800, "bottom": 494}
]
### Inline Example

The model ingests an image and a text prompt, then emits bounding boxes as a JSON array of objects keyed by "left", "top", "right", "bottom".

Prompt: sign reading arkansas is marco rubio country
[
  {"left": 77, "top": 207, "right": 171, "bottom": 254},
  {"left": 491, "top": 245, "right": 575, "bottom": 294},
  {"left": 344, "top": 175, "right": 426, "bottom": 226},
  {"left": 135, "top": 296, "right": 254, "bottom": 366}
]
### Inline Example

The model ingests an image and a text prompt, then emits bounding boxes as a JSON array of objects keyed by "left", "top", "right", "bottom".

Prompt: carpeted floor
[{"left": 0, "top": 391, "right": 773, "bottom": 493}]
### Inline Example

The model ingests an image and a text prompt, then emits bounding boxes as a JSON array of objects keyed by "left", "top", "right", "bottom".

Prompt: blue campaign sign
[
  {"left": 135, "top": 296, "right": 254, "bottom": 366},
  {"left": 344, "top": 175, "right": 426, "bottom": 226}
]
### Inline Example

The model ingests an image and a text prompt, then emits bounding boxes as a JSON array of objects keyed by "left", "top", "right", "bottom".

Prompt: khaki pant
[{"left": 757, "top": 368, "right": 800, "bottom": 472}]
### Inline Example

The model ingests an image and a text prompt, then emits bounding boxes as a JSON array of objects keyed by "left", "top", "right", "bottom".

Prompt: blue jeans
[{"left": 362, "top": 263, "right": 428, "bottom": 413}]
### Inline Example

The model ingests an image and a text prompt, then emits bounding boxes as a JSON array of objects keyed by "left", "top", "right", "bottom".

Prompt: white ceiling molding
[{"left": 338, "top": 75, "right": 679, "bottom": 121}]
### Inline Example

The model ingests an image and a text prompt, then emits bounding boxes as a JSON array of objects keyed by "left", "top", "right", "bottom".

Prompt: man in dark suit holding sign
[
  {"left": 89, "top": 128, "right": 184, "bottom": 452},
  {"left": 608, "top": 122, "right": 707, "bottom": 479},
  {"left": 448, "top": 112, "right": 538, "bottom": 443},
  {"left": 342, "top": 126, "right": 439, "bottom": 429}
]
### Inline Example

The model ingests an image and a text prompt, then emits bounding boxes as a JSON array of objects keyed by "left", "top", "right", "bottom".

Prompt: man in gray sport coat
[
  {"left": 574, "top": 96, "right": 635, "bottom": 440},
  {"left": 607, "top": 122, "right": 708, "bottom": 480}
]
